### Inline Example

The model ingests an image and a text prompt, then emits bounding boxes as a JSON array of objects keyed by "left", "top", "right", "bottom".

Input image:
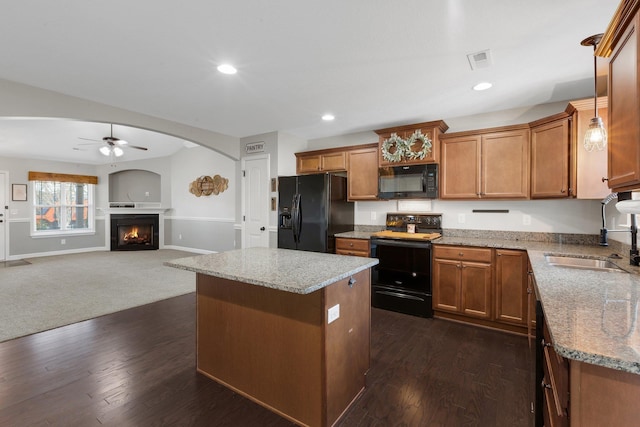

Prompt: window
[{"left": 29, "top": 171, "right": 97, "bottom": 236}]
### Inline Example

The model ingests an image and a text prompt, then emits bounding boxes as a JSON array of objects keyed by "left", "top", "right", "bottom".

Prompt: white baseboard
[
  {"left": 7, "top": 246, "right": 108, "bottom": 261},
  {"left": 162, "top": 245, "right": 216, "bottom": 254}
]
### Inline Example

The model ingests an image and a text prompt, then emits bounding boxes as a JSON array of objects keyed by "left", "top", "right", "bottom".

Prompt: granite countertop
[
  {"left": 165, "top": 247, "right": 379, "bottom": 295},
  {"left": 335, "top": 231, "right": 378, "bottom": 240}
]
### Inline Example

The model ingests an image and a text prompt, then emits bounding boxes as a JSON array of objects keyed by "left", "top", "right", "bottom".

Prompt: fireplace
[{"left": 110, "top": 214, "right": 159, "bottom": 251}]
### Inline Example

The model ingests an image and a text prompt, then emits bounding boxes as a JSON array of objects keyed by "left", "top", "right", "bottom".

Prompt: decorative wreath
[
  {"left": 405, "top": 130, "right": 432, "bottom": 160},
  {"left": 189, "top": 174, "right": 229, "bottom": 197},
  {"left": 381, "top": 133, "right": 408, "bottom": 162}
]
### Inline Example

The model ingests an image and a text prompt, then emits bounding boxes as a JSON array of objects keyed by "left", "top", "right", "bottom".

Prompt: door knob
[{"left": 260, "top": 226, "right": 265, "bottom": 231}]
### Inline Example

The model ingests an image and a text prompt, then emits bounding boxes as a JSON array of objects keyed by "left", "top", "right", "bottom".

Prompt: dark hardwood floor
[{"left": 0, "top": 294, "right": 533, "bottom": 426}]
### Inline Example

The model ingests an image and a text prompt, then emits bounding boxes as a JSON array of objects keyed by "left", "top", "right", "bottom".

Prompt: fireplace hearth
[{"left": 110, "top": 214, "right": 159, "bottom": 251}]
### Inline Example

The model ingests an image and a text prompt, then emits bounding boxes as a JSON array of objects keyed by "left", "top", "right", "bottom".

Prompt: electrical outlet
[
  {"left": 370, "top": 211, "right": 377, "bottom": 221},
  {"left": 523, "top": 214, "right": 531, "bottom": 225},
  {"left": 328, "top": 304, "right": 340, "bottom": 324},
  {"left": 458, "top": 213, "right": 466, "bottom": 224},
  {"left": 61, "top": 239, "right": 66, "bottom": 245},
  {"left": 178, "top": 234, "right": 182, "bottom": 240}
]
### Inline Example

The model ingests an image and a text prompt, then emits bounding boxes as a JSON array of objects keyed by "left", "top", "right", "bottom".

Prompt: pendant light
[{"left": 581, "top": 33, "right": 607, "bottom": 152}]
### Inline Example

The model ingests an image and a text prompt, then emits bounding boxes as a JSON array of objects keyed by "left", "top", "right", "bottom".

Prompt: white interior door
[
  {"left": 242, "top": 155, "right": 270, "bottom": 248},
  {"left": 0, "top": 172, "right": 7, "bottom": 261}
]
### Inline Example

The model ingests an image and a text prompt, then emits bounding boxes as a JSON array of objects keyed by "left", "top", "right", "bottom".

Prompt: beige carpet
[{"left": 0, "top": 249, "right": 198, "bottom": 342}]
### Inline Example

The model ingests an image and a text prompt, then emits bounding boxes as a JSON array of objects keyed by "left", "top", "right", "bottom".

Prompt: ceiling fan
[{"left": 78, "top": 124, "right": 149, "bottom": 157}]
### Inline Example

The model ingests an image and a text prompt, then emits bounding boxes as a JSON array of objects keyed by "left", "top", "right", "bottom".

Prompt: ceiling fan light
[
  {"left": 583, "top": 117, "right": 607, "bottom": 152},
  {"left": 113, "top": 147, "right": 124, "bottom": 157},
  {"left": 99, "top": 146, "right": 111, "bottom": 156}
]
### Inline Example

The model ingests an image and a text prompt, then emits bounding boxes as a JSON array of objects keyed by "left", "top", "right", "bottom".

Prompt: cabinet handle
[
  {"left": 458, "top": 252, "right": 464, "bottom": 256},
  {"left": 349, "top": 242, "right": 354, "bottom": 247},
  {"left": 541, "top": 339, "right": 552, "bottom": 348},
  {"left": 561, "top": 189, "right": 566, "bottom": 193},
  {"left": 348, "top": 276, "right": 356, "bottom": 287},
  {"left": 602, "top": 177, "right": 609, "bottom": 183},
  {"left": 541, "top": 380, "right": 552, "bottom": 390}
]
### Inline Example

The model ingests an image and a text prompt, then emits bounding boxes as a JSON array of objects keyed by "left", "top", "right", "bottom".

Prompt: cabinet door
[
  {"left": 432, "top": 258, "right": 461, "bottom": 313},
  {"left": 460, "top": 261, "right": 492, "bottom": 319},
  {"left": 440, "top": 135, "right": 481, "bottom": 199},
  {"left": 321, "top": 152, "right": 346, "bottom": 172},
  {"left": 494, "top": 249, "right": 528, "bottom": 326},
  {"left": 297, "top": 154, "right": 321, "bottom": 174},
  {"left": 481, "top": 129, "right": 530, "bottom": 198},
  {"left": 531, "top": 118, "right": 570, "bottom": 198},
  {"left": 608, "top": 12, "right": 640, "bottom": 192},
  {"left": 347, "top": 146, "right": 379, "bottom": 200}
]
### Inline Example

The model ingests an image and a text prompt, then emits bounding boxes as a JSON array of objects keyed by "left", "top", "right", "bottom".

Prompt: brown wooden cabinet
[
  {"left": 375, "top": 120, "right": 448, "bottom": 166},
  {"left": 432, "top": 245, "right": 492, "bottom": 320},
  {"left": 296, "top": 149, "right": 346, "bottom": 174},
  {"left": 494, "top": 249, "right": 528, "bottom": 326},
  {"left": 597, "top": 3, "right": 640, "bottom": 192},
  {"left": 335, "top": 237, "right": 370, "bottom": 257},
  {"left": 346, "top": 144, "right": 378, "bottom": 200},
  {"left": 541, "top": 318, "right": 570, "bottom": 426},
  {"left": 529, "top": 114, "right": 571, "bottom": 199},
  {"left": 440, "top": 125, "right": 530, "bottom": 199},
  {"left": 565, "top": 97, "right": 610, "bottom": 199}
]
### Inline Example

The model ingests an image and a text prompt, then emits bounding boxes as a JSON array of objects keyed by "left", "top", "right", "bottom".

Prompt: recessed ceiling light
[
  {"left": 322, "top": 114, "right": 335, "bottom": 121},
  {"left": 217, "top": 64, "right": 237, "bottom": 75},
  {"left": 473, "top": 82, "right": 493, "bottom": 91}
]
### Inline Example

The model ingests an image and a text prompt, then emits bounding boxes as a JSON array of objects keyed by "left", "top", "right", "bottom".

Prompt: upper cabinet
[
  {"left": 440, "top": 125, "right": 530, "bottom": 199},
  {"left": 565, "top": 97, "right": 610, "bottom": 199},
  {"left": 529, "top": 113, "right": 571, "bottom": 199},
  {"left": 596, "top": 0, "right": 640, "bottom": 192},
  {"left": 375, "top": 120, "right": 448, "bottom": 166},
  {"left": 296, "top": 149, "right": 347, "bottom": 174},
  {"left": 346, "top": 144, "right": 379, "bottom": 201},
  {"left": 295, "top": 143, "right": 379, "bottom": 201}
]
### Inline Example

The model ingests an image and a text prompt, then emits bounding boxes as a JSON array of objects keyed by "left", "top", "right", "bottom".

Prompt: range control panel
[{"left": 385, "top": 213, "right": 442, "bottom": 233}]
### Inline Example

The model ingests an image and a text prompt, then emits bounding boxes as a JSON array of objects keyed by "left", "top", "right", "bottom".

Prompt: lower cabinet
[
  {"left": 494, "top": 249, "right": 528, "bottom": 326},
  {"left": 335, "top": 237, "right": 370, "bottom": 257},
  {"left": 433, "top": 245, "right": 529, "bottom": 333},
  {"left": 433, "top": 245, "right": 493, "bottom": 320},
  {"left": 539, "top": 311, "right": 640, "bottom": 427}
]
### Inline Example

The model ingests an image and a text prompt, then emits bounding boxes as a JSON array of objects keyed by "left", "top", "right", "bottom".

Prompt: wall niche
[{"left": 109, "top": 169, "right": 161, "bottom": 203}]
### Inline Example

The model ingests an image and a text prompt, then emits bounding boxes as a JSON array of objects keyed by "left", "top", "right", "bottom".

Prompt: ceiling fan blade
[
  {"left": 77, "top": 142, "right": 103, "bottom": 146},
  {"left": 128, "top": 145, "right": 148, "bottom": 151},
  {"left": 78, "top": 137, "right": 102, "bottom": 142}
]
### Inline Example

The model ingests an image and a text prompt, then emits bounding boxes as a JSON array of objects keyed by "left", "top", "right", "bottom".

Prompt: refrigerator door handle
[
  {"left": 294, "top": 193, "right": 302, "bottom": 243},
  {"left": 292, "top": 194, "right": 300, "bottom": 243}
]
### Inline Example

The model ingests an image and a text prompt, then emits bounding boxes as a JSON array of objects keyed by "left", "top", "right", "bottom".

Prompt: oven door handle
[
  {"left": 374, "top": 290, "right": 425, "bottom": 301},
  {"left": 370, "top": 238, "right": 432, "bottom": 249}
]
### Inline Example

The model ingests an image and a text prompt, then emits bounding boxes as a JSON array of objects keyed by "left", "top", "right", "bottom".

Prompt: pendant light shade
[
  {"left": 581, "top": 34, "right": 607, "bottom": 152},
  {"left": 584, "top": 116, "right": 607, "bottom": 152}
]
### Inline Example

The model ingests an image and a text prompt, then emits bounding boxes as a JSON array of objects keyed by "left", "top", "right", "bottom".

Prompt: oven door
[{"left": 370, "top": 238, "right": 433, "bottom": 318}]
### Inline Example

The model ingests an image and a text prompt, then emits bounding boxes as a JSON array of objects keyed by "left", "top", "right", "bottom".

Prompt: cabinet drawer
[
  {"left": 336, "top": 238, "right": 369, "bottom": 257},
  {"left": 433, "top": 245, "right": 492, "bottom": 263}
]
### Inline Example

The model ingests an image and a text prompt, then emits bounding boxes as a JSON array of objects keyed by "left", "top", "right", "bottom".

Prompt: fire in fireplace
[{"left": 110, "top": 214, "right": 159, "bottom": 251}]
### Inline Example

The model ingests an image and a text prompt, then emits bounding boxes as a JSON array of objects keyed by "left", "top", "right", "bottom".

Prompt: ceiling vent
[{"left": 467, "top": 49, "right": 493, "bottom": 71}]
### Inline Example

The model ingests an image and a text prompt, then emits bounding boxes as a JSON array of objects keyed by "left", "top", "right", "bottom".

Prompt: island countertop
[{"left": 165, "top": 247, "right": 379, "bottom": 295}]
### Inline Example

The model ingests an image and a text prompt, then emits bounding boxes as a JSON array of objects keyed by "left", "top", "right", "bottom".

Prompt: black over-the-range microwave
[{"left": 378, "top": 163, "right": 438, "bottom": 199}]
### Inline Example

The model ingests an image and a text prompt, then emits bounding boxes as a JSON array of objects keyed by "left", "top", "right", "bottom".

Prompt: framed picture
[{"left": 12, "top": 184, "right": 27, "bottom": 201}]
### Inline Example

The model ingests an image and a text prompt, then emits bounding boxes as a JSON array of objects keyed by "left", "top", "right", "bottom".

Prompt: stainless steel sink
[{"left": 545, "top": 255, "right": 627, "bottom": 273}]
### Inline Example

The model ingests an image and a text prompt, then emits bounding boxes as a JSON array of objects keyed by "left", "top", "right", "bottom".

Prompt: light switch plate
[{"left": 328, "top": 304, "right": 340, "bottom": 324}]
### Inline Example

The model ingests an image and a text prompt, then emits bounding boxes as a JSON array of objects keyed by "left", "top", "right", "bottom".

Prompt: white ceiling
[{"left": 0, "top": 0, "right": 620, "bottom": 164}]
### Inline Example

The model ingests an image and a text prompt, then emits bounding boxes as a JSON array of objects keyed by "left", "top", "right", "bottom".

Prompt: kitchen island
[{"left": 166, "top": 247, "right": 378, "bottom": 427}]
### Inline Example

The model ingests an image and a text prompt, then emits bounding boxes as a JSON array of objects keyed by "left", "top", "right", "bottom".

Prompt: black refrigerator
[{"left": 278, "top": 174, "right": 354, "bottom": 253}]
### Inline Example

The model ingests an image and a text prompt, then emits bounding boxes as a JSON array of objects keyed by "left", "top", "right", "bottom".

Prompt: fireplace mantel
[{"left": 100, "top": 208, "right": 170, "bottom": 215}]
